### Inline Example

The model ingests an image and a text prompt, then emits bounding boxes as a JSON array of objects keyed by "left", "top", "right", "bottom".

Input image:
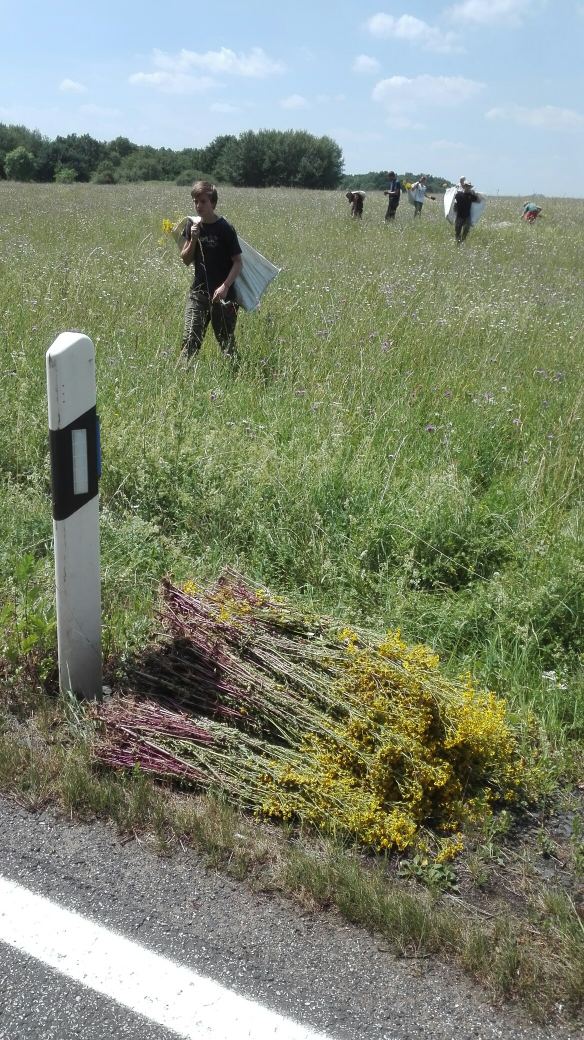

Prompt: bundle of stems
[
  {"left": 93, "top": 695, "right": 309, "bottom": 808},
  {"left": 93, "top": 570, "right": 526, "bottom": 855},
  {"left": 127, "top": 570, "right": 351, "bottom": 743}
]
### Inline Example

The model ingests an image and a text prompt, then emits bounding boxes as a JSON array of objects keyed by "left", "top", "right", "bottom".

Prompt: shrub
[
  {"left": 4, "top": 146, "right": 36, "bottom": 181},
  {"left": 54, "top": 165, "right": 78, "bottom": 184}
]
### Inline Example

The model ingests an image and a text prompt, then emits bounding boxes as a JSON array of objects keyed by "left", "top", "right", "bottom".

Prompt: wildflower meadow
[
  {"left": 1, "top": 181, "right": 581, "bottom": 734},
  {"left": 1, "top": 180, "right": 583, "bottom": 1014}
]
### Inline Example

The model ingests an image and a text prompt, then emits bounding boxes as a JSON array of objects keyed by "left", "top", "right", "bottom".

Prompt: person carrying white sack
[
  {"left": 453, "top": 181, "right": 483, "bottom": 243},
  {"left": 174, "top": 180, "right": 280, "bottom": 368},
  {"left": 178, "top": 180, "right": 243, "bottom": 366}
]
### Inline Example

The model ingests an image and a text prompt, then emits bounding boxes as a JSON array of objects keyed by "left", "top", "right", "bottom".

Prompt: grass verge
[{"left": 0, "top": 676, "right": 582, "bottom": 1023}]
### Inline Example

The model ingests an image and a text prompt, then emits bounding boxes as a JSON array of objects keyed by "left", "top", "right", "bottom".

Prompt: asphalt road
[{"left": 0, "top": 798, "right": 578, "bottom": 1040}]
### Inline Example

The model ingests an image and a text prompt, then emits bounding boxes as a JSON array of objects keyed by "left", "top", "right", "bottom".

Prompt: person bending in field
[
  {"left": 383, "top": 171, "right": 401, "bottom": 221},
  {"left": 521, "top": 201, "right": 543, "bottom": 223},
  {"left": 346, "top": 190, "right": 365, "bottom": 218},
  {"left": 180, "top": 180, "right": 242, "bottom": 365},
  {"left": 453, "top": 180, "right": 482, "bottom": 243}
]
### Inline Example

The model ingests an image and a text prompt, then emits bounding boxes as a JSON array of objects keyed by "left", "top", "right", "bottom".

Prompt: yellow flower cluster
[
  {"left": 169, "top": 577, "right": 525, "bottom": 862},
  {"left": 182, "top": 582, "right": 254, "bottom": 625},
  {"left": 260, "top": 629, "right": 525, "bottom": 858},
  {"left": 435, "top": 833, "right": 465, "bottom": 863}
]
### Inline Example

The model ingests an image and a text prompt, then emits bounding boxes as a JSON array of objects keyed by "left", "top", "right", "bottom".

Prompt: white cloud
[
  {"left": 59, "top": 79, "right": 87, "bottom": 94},
  {"left": 429, "top": 140, "right": 481, "bottom": 168},
  {"left": 129, "top": 71, "right": 217, "bottom": 94},
  {"left": 365, "top": 13, "right": 460, "bottom": 52},
  {"left": 129, "top": 46, "right": 284, "bottom": 94},
  {"left": 150, "top": 46, "right": 284, "bottom": 77},
  {"left": 372, "top": 74, "right": 483, "bottom": 128},
  {"left": 331, "top": 128, "right": 385, "bottom": 143},
  {"left": 430, "top": 138, "right": 479, "bottom": 154},
  {"left": 446, "top": 0, "right": 533, "bottom": 26},
  {"left": 79, "top": 104, "right": 121, "bottom": 118},
  {"left": 372, "top": 74, "right": 484, "bottom": 111},
  {"left": 281, "top": 94, "right": 309, "bottom": 110},
  {"left": 486, "top": 104, "right": 584, "bottom": 129},
  {"left": 210, "top": 102, "right": 241, "bottom": 114},
  {"left": 386, "top": 114, "right": 424, "bottom": 129},
  {"left": 353, "top": 54, "right": 381, "bottom": 75},
  {"left": 278, "top": 92, "right": 344, "bottom": 109}
]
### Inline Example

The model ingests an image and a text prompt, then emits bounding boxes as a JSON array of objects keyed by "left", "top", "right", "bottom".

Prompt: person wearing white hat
[{"left": 453, "top": 181, "right": 482, "bottom": 243}]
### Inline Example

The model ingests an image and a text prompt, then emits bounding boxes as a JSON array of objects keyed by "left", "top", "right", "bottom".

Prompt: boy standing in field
[
  {"left": 410, "top": 175, "right": 436, "bottom": 217},
  {"left": 181, "top": 181, "right": 242, "bottom": 364}
]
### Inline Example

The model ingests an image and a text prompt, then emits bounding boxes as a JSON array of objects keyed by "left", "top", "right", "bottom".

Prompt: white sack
[
  {"left": 171, "top": 216, "right": 280, "bottom": 312},
  {"left": 443, "top": 187, "right": 486, "bottom": 227},
  {"left": 233, "top": 238, "right": 281, "bottom": 312}
]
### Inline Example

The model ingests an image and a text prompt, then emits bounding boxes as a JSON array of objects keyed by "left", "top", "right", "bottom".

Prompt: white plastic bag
[
  {"left": 233, "top": 238, "right": 281, "bottom": 312},
  {"left": 171, "top": 216, "right": 280, "bottom": 312},
  {"left": 443, "top": 187, "right": 486, "bottom": 227},
  {"left": 171, "top": 216, "right": 196, "bottom": 244}
]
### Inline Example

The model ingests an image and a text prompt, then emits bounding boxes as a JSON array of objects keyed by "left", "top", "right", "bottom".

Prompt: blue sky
[{"left": 1, "top": 0, "right": 583, "bottom": 196}]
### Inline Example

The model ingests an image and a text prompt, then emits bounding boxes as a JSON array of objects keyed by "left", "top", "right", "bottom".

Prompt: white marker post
[{"left": 46, "top": 332, "right": 102, "bottom": 699}]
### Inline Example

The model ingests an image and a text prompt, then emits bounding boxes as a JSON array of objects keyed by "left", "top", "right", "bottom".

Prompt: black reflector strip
[{"left": 49, "top": 406, "right": 98, "bottom": 520}]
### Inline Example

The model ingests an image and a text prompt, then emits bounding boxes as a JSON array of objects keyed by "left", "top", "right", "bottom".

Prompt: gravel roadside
[{"left": 0, "top": 797, "right": 579, "bottom": 1040}]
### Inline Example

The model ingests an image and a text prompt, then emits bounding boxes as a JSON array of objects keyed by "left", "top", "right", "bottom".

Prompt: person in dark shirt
[
  {"left": 383, "top": 171, "right": 401, "bottom": 221},
  {"left": 453, "top": 181, "right": 481, "bottom": 243},
  {"left": 180, "top": 180, "right": 242, "bottom": 363},
  {"left": 346, "top": 190, "right": 365, "bottom": 218}
]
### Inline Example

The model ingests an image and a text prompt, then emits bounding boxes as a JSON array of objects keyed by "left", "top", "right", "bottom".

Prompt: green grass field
[
  {"left": 1, "top": 182, "right": 583, "bottom": 1015},
  {"left": 1, "top": 181, "right": 582, "bottom": 736}
]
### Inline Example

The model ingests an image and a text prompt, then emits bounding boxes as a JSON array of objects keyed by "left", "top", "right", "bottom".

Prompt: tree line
[
  {"left": 0, "top": 123, "right": 450, "bottom": 193},
  {"left": 0, "top": 124, "right": 343, "bottom": 189},
  {"left": 341, "top": 171, "right": 452, "bottom": 193}
]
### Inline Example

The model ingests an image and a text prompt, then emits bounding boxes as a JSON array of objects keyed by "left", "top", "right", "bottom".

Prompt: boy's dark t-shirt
[
  {"left": 187, "top": 217, "right": 242, "bottom": 299},
  {"left": 454, "top": 190, "right": 478, "bottom": 221}
]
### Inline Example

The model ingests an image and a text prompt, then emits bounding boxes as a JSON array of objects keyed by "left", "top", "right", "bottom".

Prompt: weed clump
[{"left": 95, "top": 570, "right": 529, "bottom": 860}]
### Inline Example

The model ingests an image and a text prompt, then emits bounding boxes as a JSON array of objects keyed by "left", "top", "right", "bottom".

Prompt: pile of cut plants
[{"left": 94, "top": 570, "right": 532, "bottom": 861}]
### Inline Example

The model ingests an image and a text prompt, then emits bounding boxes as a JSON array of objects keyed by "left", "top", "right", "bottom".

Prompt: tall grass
[{"left": 0, "top": 182, "right": 582, "bottom": 739}]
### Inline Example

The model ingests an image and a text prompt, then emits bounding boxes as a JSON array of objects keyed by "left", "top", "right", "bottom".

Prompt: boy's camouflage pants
[{"left": 182, "top": 287, "right": 239, "bottom": 361}]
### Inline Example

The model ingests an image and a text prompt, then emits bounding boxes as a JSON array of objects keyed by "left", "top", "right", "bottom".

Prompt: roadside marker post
[{"left": 46, "top": 332, "right": 102, "bottom": 700}]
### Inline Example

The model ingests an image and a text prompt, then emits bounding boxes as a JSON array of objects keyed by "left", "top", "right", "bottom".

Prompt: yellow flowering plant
[{"left": 94, "top": 571, "right": 531, "bottom": 862}]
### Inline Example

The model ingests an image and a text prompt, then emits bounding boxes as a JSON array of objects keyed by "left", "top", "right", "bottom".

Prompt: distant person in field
[
  {"left": 522, "top": 201, "right": 543, "bottom": 223},
  {"left": 453, "top": 181, "right": 482, "bottom": 243},
  {"left": 410, "top": 175, "right": 436, "bottom": 218},
  {"left": 383, "top": 171, "right": 401, "bottom": 221},
  {"left": 346, "top": 190, "right": 365, "bottom": 218},
  {"left": 180, "top": 180, "right": 242, "bottom": 365}
]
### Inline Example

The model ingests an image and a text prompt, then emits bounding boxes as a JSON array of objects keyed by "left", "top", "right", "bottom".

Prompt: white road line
[{"left": 0, "top": 875, "right": 331, "bottom": 1040}]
